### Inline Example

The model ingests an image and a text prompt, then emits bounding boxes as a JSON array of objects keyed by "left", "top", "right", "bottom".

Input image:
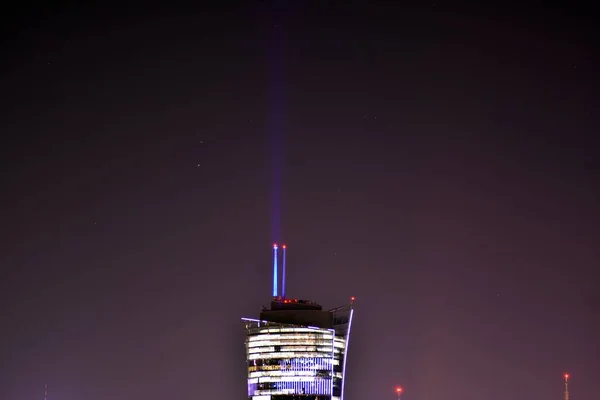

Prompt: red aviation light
[{"left": 396, "top": 387, "right": 403, "bottom": 394}]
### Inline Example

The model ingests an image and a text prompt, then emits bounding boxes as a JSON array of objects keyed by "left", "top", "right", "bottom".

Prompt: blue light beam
[{"left": 272, "top": 243, "right": 279, "bottom": 297}]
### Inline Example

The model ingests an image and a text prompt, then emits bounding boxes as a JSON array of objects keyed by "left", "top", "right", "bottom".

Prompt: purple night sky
[{"left": 1, "top": 2, "right": 598, "bottom": 400}]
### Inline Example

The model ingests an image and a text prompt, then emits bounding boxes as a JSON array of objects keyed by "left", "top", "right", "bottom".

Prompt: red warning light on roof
[
  {"left": 396, "top": 386, "right": 403, "bottom": 394},
  {"left": 351, "top": 296, "right": 355, "bottom": 301},
  {"left": 565, "top": 373, "right": 570, "bottom": 380},
  {"left": 273, "top": 243, "right": 278, "bottom": 248},
  {"left": 282, "top": 244, "right": 287, "bottom": 249}
]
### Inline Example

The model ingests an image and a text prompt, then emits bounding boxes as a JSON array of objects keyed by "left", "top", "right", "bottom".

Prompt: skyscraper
[{"left": 242, "top": 244, "right": 354, "bottom": 400}]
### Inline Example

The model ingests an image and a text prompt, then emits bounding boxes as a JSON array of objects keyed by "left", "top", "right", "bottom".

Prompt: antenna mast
[
  {"left": 272, "top": 244, "right": 279, "bottom": 297},
  {"left": 44, "top": 383, "right": 48, "bottom": 400},
  {"left": 282, "top": 244, "right": 287, "bottom": 298},
  {"left": 396, "top": 386, "right": 403, "bottom": 400},
  {"left": 564, "top": 373, "right": 570, "bottom": 400}
]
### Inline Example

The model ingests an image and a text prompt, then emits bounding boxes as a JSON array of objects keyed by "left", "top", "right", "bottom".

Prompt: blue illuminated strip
[
  {"left": 241, "top": 317, "right": 262, "bottom": 323},
  {"left": 272, "top": 244, "right": 278, "bottom": 297},
  {"left": 340, "top": 309, "right": 354, "bottom": 400},
  {"left": 274, "top": 378, "right": 332, "bottom": 395},
  {"left": 331, "top": 327, "right": 335, "bottom": 396}
]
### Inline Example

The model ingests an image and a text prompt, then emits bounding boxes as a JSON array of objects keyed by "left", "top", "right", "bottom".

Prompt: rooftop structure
[{"left": 242, "top": 244, "right": 354, "bottom": 400}]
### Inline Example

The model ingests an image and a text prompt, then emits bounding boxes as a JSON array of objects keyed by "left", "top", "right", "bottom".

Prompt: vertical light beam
[
  {"left": 269, "top": 2, "right": 286, "bottom": 245},
  {"left": 282, "top": 244, "right": 287, "bottom": 298},
  {"left": 272, "top": 243, "right": 279, "bottom": 297}
]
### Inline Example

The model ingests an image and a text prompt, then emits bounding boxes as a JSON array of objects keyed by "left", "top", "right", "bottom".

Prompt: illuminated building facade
[{"left": 242, "top": 244, "right": 354, "bottom": 400}]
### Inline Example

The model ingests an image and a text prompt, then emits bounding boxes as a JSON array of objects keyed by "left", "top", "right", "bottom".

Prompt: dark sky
[{"left": 1, "top": 2, "right": 599, "bottom": 400}]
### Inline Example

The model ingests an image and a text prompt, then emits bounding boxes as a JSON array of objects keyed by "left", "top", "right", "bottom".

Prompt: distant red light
[
  {"left": 565, "top": 373, "right": 570, "bottom": 380},
  {"left": 351, "top": 296, "right": 355, "bottom": 301},
  {"left": 282, "top": 244, "right": 287, "bottom": 249},
  {"left": 273, "top": 243, "right": 278, "bottom": 248},
  {"left": 396, "top": 387, "right": 403, "bottom": 394}
]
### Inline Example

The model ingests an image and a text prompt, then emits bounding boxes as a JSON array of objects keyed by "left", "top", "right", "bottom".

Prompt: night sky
[{"left": 1, "top": 2, "right": 599, "bottom": 400}]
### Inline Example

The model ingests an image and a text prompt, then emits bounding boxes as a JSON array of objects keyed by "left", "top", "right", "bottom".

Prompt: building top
[
  {"left": 259, "top": 244, "right": 354, "bottom": 328},
  {"left": 269, "top": 296, "right": 323, "bottom": 311}
]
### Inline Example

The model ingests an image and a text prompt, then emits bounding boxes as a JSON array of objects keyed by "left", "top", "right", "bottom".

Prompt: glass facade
[{"left": 243, "top": 310, "right": 353, "bottom": 400}]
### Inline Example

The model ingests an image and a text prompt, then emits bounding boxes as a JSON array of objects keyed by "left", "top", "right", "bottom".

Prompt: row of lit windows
[
  {"left": 255, "top": 327, "right": 334, "bottom": 334},
  {"left": 248, "top": 346, "right": 335, "bottom": 354},
  {"left": 249, "top": 346, "right": 333, "bottom": 354},
  {"left": 249, "top": 370, "right": 329, "bottom": 378},
  {"left": 250, "top": 379, "right": 333, "bottom": 396},
  {"left": 252, "top": 396, "right": 337, "bottom": 400},
  {"left": 249, "top": 352, "right": 335, "bottom": 360},
  {"left": 249, "top": 331, "right": 333, "bottom": 339},
  {"left": 249, "top": 333, "right": 333, "bottom": 342},
  {"left": 248, "top": 363, "right": 341, "bottom": 373},
  {"left": 246, "top": 359, "right": 333, "bottom": 367},
  {"left": 249, "top": 340, "right": 333, "bottom": 348},
  {"left": 249, "top": 342, "right": 334, "bottom": 350},
  {"left": 248, "top": 358, "right": 334, "bottom": 376},
  {"left": 248, "top": 374, "right": 332, "bottom": 384},
  {"left": 249, "top": 339, "right": 334, "bottom": 347},
  {"left": 256, "top": 396, "right": 339, "bottom": 400},
  {"left": 249, "top": 365, "right": 336, "bottom": 373},
  {"left": 252, "top": 389, "right": 333, "bottom": 397},
  {"left": 248, "top": 356, "right": 336, "bottom": 367},
  {"left": 249, "top": 365, "right": 284, "bottom": 372},
  {"left": 247, "top": 326, "right": 332, "bottom": 334},
  {"left": 248, "top": 359, "right": 340, "bottom": 372},
  {"left": 247, "top": 334, "right": 345, "bottom": 348}
]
